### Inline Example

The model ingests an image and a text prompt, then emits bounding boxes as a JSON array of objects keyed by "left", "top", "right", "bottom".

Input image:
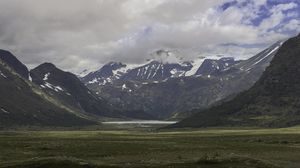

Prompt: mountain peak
[
  {"left": 0, "top": 49, "right": 11, "bottom": 55},
  {"left": 195, "top": 57, "right": 239, "bottom": 76},
  {"left": 39, "top": 62, "right": 56, "bottom": 68},
  {"left": 107, "top": 61, "right": 125, "bottom": 66},
  {"left": 0, "top": 49, "right": 29, "bottom": 79},
  {"left": 36, "top": 63, "right": 57, "bottom": 71},
  {"left": 104, "top": 62, "right": 126, "bottom": 70},
  {"left": 30, "top": 62, "right": 121, "bottom": 118}
]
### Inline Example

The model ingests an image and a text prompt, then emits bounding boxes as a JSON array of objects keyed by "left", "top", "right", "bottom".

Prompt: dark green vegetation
[
  {"left": 1, "top": 128, "right": 300, "bottom": 168},
  {"left": 172, "top": 34, "right": 300, "bottom": 128}
]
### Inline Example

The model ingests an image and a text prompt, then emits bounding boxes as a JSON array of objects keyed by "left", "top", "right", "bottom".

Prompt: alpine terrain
[
  {"left": 0, "top": 50, "right": 95, "bottom": 127},
  {"left": 171, "top": 34, "right": 300, "bottom": 128},
  {"left": 81, "top": 42, "right": 283, "bottom": 119}
]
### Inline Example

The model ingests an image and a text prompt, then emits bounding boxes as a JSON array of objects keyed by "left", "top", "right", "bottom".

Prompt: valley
[
  {"left": 1, "top": 127, "right": 300, "bottom": 168},
  {"left": 0, "top": 1, "right": 300, "bottom": 167},
  {"left": 0, "top": 40, "right": 283, "bottom": 127}
]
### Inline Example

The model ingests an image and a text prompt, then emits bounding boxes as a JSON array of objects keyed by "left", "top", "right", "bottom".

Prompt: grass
[{"left": 1, "top": 127, "right": 300, "bottom": 167}]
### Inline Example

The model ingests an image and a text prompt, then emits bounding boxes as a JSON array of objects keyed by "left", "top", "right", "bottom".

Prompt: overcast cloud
[{"left": 0, "top": 0, "right": 299, "bottom": 73}]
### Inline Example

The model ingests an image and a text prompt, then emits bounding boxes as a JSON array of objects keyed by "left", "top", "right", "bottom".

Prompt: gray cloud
[{"left": 0, "top": 0, "right": 298, "bottom": 73}]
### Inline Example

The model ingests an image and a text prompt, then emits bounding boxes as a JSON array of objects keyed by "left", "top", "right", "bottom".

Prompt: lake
[{"left": 102, "top": 120, "right": 177, "bottom": 125}]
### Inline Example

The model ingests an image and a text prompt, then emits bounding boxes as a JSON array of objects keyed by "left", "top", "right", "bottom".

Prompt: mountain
[
  {"left": 77, "top": 69, "right": 91, "bottom": 78},
  {"left": 234, "top": 41, "right": 283, "bottom": 76},
  {"left": 30, "top": 63, "right": 121, "bottom": 118},
  {"left": 171, "top": 35, "right": 300, "bottom": 128},
  {"left": 82, "top": 42, "right": 282, "bottom": 119},
  {"left": 30, "top": 63, "right": 154, "bottom": 120},
  {"left": 195, "top": 57, "right": 240, "bottom": 76},
  {"left": 0, "top": 50, "right": 95, "bottom": 127},
  {"left": 0, "top": 49, "right": 29, "bottom": 79},
  {"left": 121, "top": 61, "right": 193, "bottom": 81},
  {"left": 82, "top": 60, "right": 193, "bottom": 86},
  {"left": 81, "top": 49, "right": 204, "bottom": 86},
  {"left": 82, "top": 62, "right": 127, "bottom": 85}
]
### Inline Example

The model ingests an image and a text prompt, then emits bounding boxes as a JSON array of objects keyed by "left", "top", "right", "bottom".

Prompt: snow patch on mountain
[
  {"left": 243, "top": 42, "right": 282, "bottom": 72},
  {"left": 113, "top": 63, "right": 141, "bottom": 77},
  {"left": 88, "top": 78, "right": 99, "bottom": 84},
  {"left": 41, "top": 81, "right": 64, "bottom": 92},
  {"left": 0, "top": 70, "right": 7, "bottom": 78},
  {"left": 185, "top": 58, "right": 205, "bottom": 76},
  {"left": 122, "top": 84, "right": 132, "bottom": 92},
  {"left": 252, "top": 46, "right": 280, "bottom": 67},
  {"left": 1, "top": 108, "right": 9, "bottom": 114},
  {"left": 43, "top": 73, "right": 50, "bottom": 81},
  {"left": 28, "top": 73, "right": 32, "bottom": 81},
  {"left": 122, "top": 84, "right": 127, "bottom": 90},
  {"left": 170, "top": 68, "right": 185, "bottom": 78}
]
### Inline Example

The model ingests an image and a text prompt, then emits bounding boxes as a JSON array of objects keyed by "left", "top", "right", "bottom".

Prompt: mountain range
[
  {"left": 0, "top": 50, "right": 94, "bottom": 127},
  {"left": 171, "top": 34, "right": 300, "bottom": 128},
  {"left": 1, "top": 35, "right": 295, "bottom": 128},
  {"left": 80, "top": 41, "right": 282, "bottom": 119},
  {"left": 0, "top": 50, "right": 153, "bottom": 127}
]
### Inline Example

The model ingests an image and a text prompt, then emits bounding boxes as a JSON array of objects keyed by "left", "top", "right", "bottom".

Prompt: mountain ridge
[
  {"left": 0, "top": 51, "right": 95, "bottom": 127},
  {"left": 0, "top": 49, "right": 29, "bottom": 79},
  {"left": 170, "top": 34, "right": 300, "bottom": 128},
  {"left": 82, "top": 42, "right": 282, "bottom": 119},
  {"left": 30, "top": 62, "right": 121, "bottom": 118}
]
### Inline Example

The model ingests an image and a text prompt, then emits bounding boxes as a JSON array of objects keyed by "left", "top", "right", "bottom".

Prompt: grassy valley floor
[{"left": 1, "top": 127, "right": 300, "bottom": 168}]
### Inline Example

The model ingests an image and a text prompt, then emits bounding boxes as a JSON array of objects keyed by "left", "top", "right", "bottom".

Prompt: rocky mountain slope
[
  {"left": 82, "top": 42, "right": 282, "bottom": 119},
  {"left": 30, "top": 63, "right": 121, "bottom": 118},
  {"left": 0, "top": 50, "right": 95, "bottom": 127},
  {"left": 195, "top": 57, "right": 240, "bottom": 76},
  {"left": 171, "top": 34, "right": 300, "bottom": 128},
  {"left": 0, "top": 49, "right": 29, "bottom": 79}
]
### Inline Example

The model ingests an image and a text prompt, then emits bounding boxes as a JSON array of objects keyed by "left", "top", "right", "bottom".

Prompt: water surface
[{"left": 102, "top": 120, "right": 177, "bottom": 125}]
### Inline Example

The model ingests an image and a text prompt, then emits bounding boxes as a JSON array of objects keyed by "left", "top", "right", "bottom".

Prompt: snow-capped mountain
[
  {"left": 82, "top": 49, "right": 205, "bottom": 85},
  {"left": 171, "top": 35, "right": 298, "bottom": 128},
  {"left": 195, "top": 57, "right": 240, "bottom": 76},
  {"left": 82, "top": 49, "right": 245, "bottom": 86},
  {"left": 81, "top": 62, "right": 142, "bottom": 85},
  {"left": 82, "top": 57, "right": 242, "bottom": 86},
  {"left": 82, "top": 41, "right": 284, "bottom": 120},
  {"left": 30, "top": 63, "right": 123, "bottom": 118},
  {"left": 121, "top": 60, "right": 193, "bottom": 81},
  {"left": 30, "top": 63, "right": 153, "bottom": 119},
  {"left": 0, "top": 39, "right": 285, "bottom": 126},
  {"left": 235, "top": 41, "right": 283, "bottom": 73},
  {"left": 82, "top": 62, "right": 126, "bottom": 84},
  {"left": 82, "top": 61, "right": 194, "bottom": 85}
]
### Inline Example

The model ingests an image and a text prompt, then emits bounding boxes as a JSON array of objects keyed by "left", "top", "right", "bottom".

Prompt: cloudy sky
[{"left": 0, "top": 0, "right": 299, "bottom": 73}]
